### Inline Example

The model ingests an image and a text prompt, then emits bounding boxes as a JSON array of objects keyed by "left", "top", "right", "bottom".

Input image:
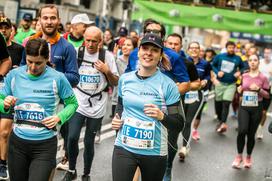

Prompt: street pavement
[{"left": 54, "top": 99, "right": 272, "bottom": 181}]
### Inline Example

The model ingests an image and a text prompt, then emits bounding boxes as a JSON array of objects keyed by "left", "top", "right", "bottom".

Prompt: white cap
[{"left": 71, "top": 13, "right": 93, "bottom": 25}]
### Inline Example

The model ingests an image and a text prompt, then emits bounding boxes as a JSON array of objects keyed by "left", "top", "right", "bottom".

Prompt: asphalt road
[{"left": 54, "top": 99, "right": 272, "bottom": 181}]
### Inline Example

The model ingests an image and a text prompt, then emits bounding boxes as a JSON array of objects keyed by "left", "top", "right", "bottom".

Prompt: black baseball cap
[
  {"left": 23, "top": 13, "right": 33, "bottom": 21},
  {"left": 0, "top": 17, "right": 12, "bottom": 28},
  {"left": 118, "top": 27, "right": 128, "bottom": 37},
  {"left": 140, "top": 33, "right": 163, "bottom": 49}
]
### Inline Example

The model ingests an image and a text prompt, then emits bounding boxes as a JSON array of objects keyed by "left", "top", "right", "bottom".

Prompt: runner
[
  {"left": 212, "top": 41, "right": 245, "bottom": 133},
  {"left": 62, "top": 26, "right": 119, "bottom": 181},
  {"left": 112, "top": 33, "right": 182, "bottom": 181},
  {"left": 14, "top": 13, "right": 35, "bottom": 44},
  {"left": 257, "top": 48, "right": 272, "bottom": 139},
  {"left": 0, "top": 16, "right": 24, "bottom": 180},
  {"left": 0, "top": 38, "right": 78, "bottom": 181},
  {"left": 178, "top": 42, "right": 211, "bottom": 161},
  {"left": 232, "top": 53, "right": 269, "bottom": 169}
]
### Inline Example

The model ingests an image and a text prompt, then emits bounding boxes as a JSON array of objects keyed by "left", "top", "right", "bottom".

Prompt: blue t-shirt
[
  {"left": 115, "top": 70, "right": 180, "bottom": 156},
  {"left": 212, "top": 53, "right": 244, "bottom": 84},
  {"left": 188, "top": 57, "right": 211, "bottom": 81},
  {"left": 125, "top": 47, "right": 189, "bottom": 83},
  {"left": 1, "top": 66, "right": 74, "bottom": 140},
  {"left": 21, "top": 37, "right": 79, "bottom": 87}
]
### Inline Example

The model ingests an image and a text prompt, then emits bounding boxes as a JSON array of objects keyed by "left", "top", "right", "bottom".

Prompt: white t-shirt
[
  {"left": 259, "top": 58, "right": 272, "bottom": 84},
  {"left": 74, "top": 50, "right": 119, "bottom": 118}
]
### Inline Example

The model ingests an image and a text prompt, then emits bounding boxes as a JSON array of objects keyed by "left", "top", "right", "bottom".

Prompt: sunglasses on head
[{"left": 145, "top": 29, "right": 161, "bottom": 35}]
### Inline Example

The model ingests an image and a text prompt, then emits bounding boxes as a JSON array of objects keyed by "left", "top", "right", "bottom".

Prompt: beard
[
  {"left": 41, "top": 25, "right": 58, "bottom": 36},
  {"left": 22, "top": 24, "right": 30, "bottom": 30}
]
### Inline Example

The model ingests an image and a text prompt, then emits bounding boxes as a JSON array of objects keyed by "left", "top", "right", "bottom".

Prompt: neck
[
  {"left": 6, "top": 39, "right": 12, "bottom": 46},
  {"left": 138, "top": 67, "right": 157, "bottom": 77},
  {"left": 42, "top": 31, "right": 57, "bottom": 41},
  {"left": 249, "top": 69, "right": 259, "bottom": 75},
  {"left": 192, "top": 57, "right": 199, "bottom": 64},
  {"left": 123, "top": 54, "right": 129, "bottom": 61}
]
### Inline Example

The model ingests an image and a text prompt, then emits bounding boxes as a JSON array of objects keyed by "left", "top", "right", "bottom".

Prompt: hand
[
  {"left": 112, "top": 113, "right": 123, "bottom": 130},
  {"left": 144, "top": 104, "right": 164, "bottom": 121},
  {"left": 113, "top": 43, "right": 119, "bottom": 57},
  {"left": 237, "top": 85, "right": 243, "bottom": 94},
  {"left": 249, "top": 83, "right": 260, "bottom": 91},
  {"left": 234, "top": 71, "right": 241, "bottom": 78},
  {"left": 3, "top": 96, "right": 17, "bottom": 110},
  {"left": 201, "top": 80, "right": 207, "bottom": 88},
  {"left": 217, "top": 71, "right": 224, "bottom": 78},
  {"left": 42, "top": 116, "right": 60, "bottom": 129},
  {"left": 94, "top": 60, "right": 110, "bottom": 74},
  {"left": 213, "top": 78, "right": 220, "bottom": 86}
]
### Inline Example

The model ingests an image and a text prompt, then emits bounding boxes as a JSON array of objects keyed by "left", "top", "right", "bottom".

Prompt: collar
[{"left": 30, "top": 31, "right": 61, "bottom": 45}]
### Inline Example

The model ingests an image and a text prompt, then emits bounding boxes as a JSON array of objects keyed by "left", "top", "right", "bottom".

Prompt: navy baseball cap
[
  {"left": 118, "top": 27, "right": 128, "bottom": 37},
  {"left": 140, "top": 33, "right": 163, "bottom": 49},
  {"left": 23, "top": 13, "right": 33, "bottom": 21}
]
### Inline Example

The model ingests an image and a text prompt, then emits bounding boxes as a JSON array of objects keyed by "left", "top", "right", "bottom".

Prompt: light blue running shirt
[
  {"left": 115, "top": 70, "right": 180, "bottom": 156},
  {"left": 0, "top": 65, "right": 74, "bottom": 140}
]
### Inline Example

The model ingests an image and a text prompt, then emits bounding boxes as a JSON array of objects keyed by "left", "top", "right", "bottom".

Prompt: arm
[
  {"left": 190, "top": 79, "right": 201, "bottom": 91},
  {"left": 0, "top": 57, "right": 11, "bottom": 76},
  {"left": 176, "top": 82, "right": 190, "bottom": 95},
  {"left": 211, "top": 55, "right": 220, "bottom": 75},
  {"left": 64, "top": 45, "right": 80, "bottom": 87},
  {"left": 57, "top": 95, "right": 78, "bottom": 125}
]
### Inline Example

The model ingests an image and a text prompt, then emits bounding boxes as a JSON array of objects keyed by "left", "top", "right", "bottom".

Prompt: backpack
[{"left": 76, "top": 46, "right": 108, "bottom": 107}]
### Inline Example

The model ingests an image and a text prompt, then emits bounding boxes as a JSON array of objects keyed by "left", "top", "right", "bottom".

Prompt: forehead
[
  {"left": 189, "top": 42, "right": 199, "bottom": 47},
  {"left": 40, "top": 7, "right": 58, "bottom": 17},
  {"left": 146, "top": 23, "right": 161, "bottom": 30},
  {"left": 27, "top": 55, "right": 46, "bottom": 62},
  {"left": 167, "top": 36, "right": 181, "bottom": 43},
  {"left": 85, "top": 30, "right": 101, "bottom": 40},
  {"left": 249, "top": 54, "right": 258, "bottom": 59}
]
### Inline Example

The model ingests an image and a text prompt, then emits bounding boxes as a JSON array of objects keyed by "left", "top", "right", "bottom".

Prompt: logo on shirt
[
  {"left": 139, "top": 92, "right": 159, "bottom": 98},
  {"left": 33, "top": 90, "right": 52, "bottom": 94}
]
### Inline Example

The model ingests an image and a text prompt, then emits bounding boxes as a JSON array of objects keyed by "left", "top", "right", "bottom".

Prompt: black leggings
[
  {"left": 67, "top": 112, "right": 103, "bottom": 175},
  {"left": 182, "top": 91, "right": 203, "bottom": 147},
  {"left": 215, "top": 100, "right": 231, "bottom": 123},
  {"left": 237, "top": 103, "right": 262, "bottom": 155},
  {"left": 112, "top": 146, "right": 167, "bottom": 181},
  {"left": 8, "top": 132, "right": 57, "bottom": 181}
]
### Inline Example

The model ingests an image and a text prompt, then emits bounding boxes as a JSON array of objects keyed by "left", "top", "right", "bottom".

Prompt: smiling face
[
  {"left": 39, "top": 7, "right": 60, "bottom": 36},
  {"left": 138, "top": 44, "right": 162, "bottom": 70},
  {"left": 122, "top": 39, "right": 134, "bottom": 56},
  {"left": 188, "top": 42, "right": 200, "bottom": 59},
  {"left": 165, "top": 36, "right": 182, "bottom": 53},
  {"left": 26, "top": 55, "right": 47, "bottom": 76}
]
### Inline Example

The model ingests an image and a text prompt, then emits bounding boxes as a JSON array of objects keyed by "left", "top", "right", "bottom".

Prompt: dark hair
[
  {"left": 167, "top": 33, "right": 182, "bottom": 42},
  {"left": 225, "top": 41, "right": 236, "bottom": 48},
  {"left": 104, "top": 28, "right": 114, "bottom": 39},
  {"left": 125, "top": 37, "right": 138, "bottom": 49},
  {"left": 143, "top": 19, "right": 166, "bottom": 39},
  {"left": 38, "top": 4, "right": 59, "bottom": 18},
  {"left": 204, "top": 48, "right": 217, "bottom": 59},
  {"left": 187, "top": 41, "right": 200, "bottom": 50},
  {"left": 25, "top": 38, "right": 49, "bottom": 60}
]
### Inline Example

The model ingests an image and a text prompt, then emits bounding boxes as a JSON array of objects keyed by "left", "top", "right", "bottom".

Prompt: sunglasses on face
[{"left": 145, "top": 29, "right": 161, "bottom": 35}]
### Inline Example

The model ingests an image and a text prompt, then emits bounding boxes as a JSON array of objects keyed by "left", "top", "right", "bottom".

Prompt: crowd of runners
[{"left": 0, "top": 3, "right": 271, "bottom": 181}]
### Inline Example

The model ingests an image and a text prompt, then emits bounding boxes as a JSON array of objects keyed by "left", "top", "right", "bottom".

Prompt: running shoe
[
  {"left": 62, "top": 170, "right": 77, "bottom": 181},
  {"left": 95, "top": 131, "right": 101, "bottom": 144},
  {"left": 178, "top": 146, "right": 187, "bottom": 161},
  {"left": 192, "top": 130, "right": 200, "bottom": 140},
  {"left": 163, "top": 167, "right": 172, "bottom": 181},
  {"left": 57, "top": 156, "right": 69, "bottom": 171},
  {"left": 216, "top": 123, "right": 228, "bottom": 133},
  {"left": 244, "top": 156, "right": 252, "bottom": 169},
  {"left": 0, "top": 164, "right": 9, "bottom": 180},
  {"left": 256, "top": 125, "right": 264, "bottom": 140},
  {"left": 232, "top": 155, "right": 243, "bottom": 169},
  {"left": 81, "top": 175, "right": 90, "bottom": 181}
]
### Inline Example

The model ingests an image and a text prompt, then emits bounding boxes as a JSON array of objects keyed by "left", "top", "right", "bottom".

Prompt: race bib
[
  {"left": 221, "top": 60, "right": 235, "bottom": 73},
  {"left": 121, "top": 118, "right": 155, "bottom": 149},
  {"left": 242, "top": 91, "right": 258, "bottom": 107},
  {"left": 14, "top": 103, "right": 45, "bottom": 121},
  {"left": 79, "top": 65, "right": 101, "bottom": 91},
  {"left": 184, "top": 91, "right": 199, "bottom": 104}
]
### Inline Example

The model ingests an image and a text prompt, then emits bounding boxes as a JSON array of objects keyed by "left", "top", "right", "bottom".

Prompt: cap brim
[
  {"left": 0, "top": 22, "right": 11, "bottom": 27},
  {"left": 140, "top": 40, "right": 163, "bottom": 49}
]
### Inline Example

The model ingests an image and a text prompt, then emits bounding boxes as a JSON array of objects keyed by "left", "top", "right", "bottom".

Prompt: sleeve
[
  {"left": 1, "top": 70, "right": 13, "bottom": 96},
  {"left": 57, "top": 95, "right": 78, "bottom": 125},
  {"left": 187, "top": 62, "right": 199, "bottom": 81},
  {"left": 172, "top": 56, "right": 190, "bottom": 83},
  {"left": 0, "top": 34, "right": 9, "bottom": 60},
  {"left": 63, "top": 44, "right": 80, "bottom": 87},
  {"left": 164, "top": 78, "right": 180, "bottom": 105},
  {"left": 106, "top": 52, "right": 119, "bottom": 76},
  {"left": 58, "top": 73, "right": 76, "bottom": 100},
  {"left": 160, "top": 101, "right": 184, "bottom": 130},
  {"left": 259, "top": 75, "right": 270, "bottom": 99},
  {"left": 212, "top": 54, "right": 221, "bottom": 75},
  {"left": 20, "top": 50, "right": 27, "bottom": 66}
]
